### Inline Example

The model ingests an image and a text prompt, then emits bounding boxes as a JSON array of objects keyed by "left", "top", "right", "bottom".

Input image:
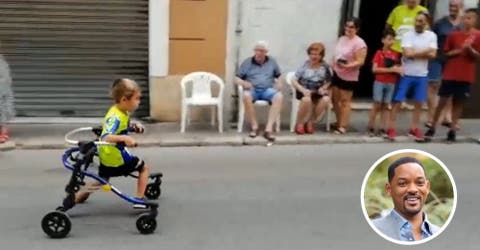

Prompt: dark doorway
[
  {"left": 355, "top": 0, "right": 437, "bottom": 98},
  {"left": 356, "top": 0, "right": 399, "bottom": 98}
]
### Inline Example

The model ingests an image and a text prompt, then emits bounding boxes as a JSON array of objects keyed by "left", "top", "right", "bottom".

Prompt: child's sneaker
[
  {"left": 367, "top": 127, "right": 375, "bottom": 137},
  {"left": 133, "top": 197, "right": 149, "bottom": 209},
  {"left": 409, "top": 128, "right": 424, "bottom": 141},
  {"left": 446, "top": 129, "right": 456, "bottom": 143},
  {"left": 386, "top": 128, "right": 396, "bottom": 141}
]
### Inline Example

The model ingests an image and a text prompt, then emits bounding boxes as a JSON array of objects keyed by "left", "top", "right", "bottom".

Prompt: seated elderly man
[{"left": 235, "top": 41, "right": 283, "bottom": 142}]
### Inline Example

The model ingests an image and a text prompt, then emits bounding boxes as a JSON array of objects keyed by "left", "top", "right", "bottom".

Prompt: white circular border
[{"left": 360, "top": 149, "right": 458, "bottom": 246}]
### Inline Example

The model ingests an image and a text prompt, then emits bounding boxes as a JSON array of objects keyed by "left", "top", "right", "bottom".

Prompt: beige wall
[
  {"left": 149, "top": 76, "right": 222, "bottom": 122},
  {"left": 150, "top": 0, "right": 229, "bottom": 122},
  {"left": 169, "top": 0, "right": 227, "bottom": 76}
]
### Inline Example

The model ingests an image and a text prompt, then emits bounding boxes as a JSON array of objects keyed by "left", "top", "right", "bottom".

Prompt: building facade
[{"left": 0, "top": 0, "right": 478, "bottom": 119}]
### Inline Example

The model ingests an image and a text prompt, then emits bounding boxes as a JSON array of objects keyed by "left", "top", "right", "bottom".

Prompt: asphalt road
[{"left": 0, "top": 144, "right": 478, "bottom": 250}]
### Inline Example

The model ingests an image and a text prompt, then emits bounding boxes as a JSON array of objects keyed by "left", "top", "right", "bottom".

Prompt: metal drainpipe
[{"left": 231, "top": 0, "right": 243, "bottom": 123}]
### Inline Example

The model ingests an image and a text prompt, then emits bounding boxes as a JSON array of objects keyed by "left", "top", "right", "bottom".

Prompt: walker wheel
[
  {"left": 41, "top": 211, "right": 71, "bottom": 239},
  {"left": 144, "top": 183, "right": 161, "bottom": 200},
  {"left": 136, "top": 213, "right": 157, "bottom": 234}
]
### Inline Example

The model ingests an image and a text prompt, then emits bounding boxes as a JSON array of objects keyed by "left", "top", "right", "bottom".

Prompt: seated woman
[{"left": 292, "top": 42, "right": 332, "bottom": 134}]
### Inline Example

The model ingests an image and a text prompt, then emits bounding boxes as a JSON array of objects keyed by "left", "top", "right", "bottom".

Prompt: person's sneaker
[
  {"left": 425, "top": 128, "right": 435, "bottom": 138},
  {"left": 446, "top": 130, "right": 456, "bottom": 143},
  {"left": 295, "top": 124, "right": 305, "bottom": 135},
  {"left": 367, "top": 127, "right": 375, "bottom": 137},
  {"left": 386, "top": 128, "right": 396, "bottom": 141},
  {"left": 133, "top": 197, "right": 149, "bottom": 209},
  {"left": 422, "top": 128, "right": 435, "bottom": 143},
  {"left": 409, "top": 128, "right": 424, "bottom": 141}
]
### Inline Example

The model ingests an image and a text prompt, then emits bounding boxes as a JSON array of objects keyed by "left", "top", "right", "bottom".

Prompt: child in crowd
[{"left": 367, "top": 29, "right": 403, "bottom": 139}]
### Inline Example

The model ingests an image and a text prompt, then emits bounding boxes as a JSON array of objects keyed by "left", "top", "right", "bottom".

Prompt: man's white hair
[{"left": 254, "top": 40, "right": 269, "bottom": 51}]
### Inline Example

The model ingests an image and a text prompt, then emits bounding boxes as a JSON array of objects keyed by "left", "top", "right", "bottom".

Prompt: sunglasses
[{"left": 345, "top": 25, "right": 356, "bottom": 29}]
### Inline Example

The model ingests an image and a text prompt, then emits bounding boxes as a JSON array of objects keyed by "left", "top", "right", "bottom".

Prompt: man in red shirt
[{"left": 424, "top": 8, "right": 480, "bottom": 142}]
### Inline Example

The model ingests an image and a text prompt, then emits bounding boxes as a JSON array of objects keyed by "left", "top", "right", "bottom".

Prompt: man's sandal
[
  {"left": 263, "top": 131, "right": 276, "bottom": 142},
  {"left": 333, "top": 127, "right": 346, "bottom": 135},
  {"left": 249, "top": 128, "right": 259, "bottom": 138}
]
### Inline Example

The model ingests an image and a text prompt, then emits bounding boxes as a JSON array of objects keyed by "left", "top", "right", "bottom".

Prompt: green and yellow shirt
[{"left": 98, "top": 105, "right": 134, "bottom": 167}]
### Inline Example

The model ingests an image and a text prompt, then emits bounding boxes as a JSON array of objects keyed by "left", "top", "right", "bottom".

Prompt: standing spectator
[
  {"left": 389, "top": 12, "right": 437, "bottom": 141},
  {"left": 292, "top": 42, "right": 332, "bottom": 135},
  {"left": 235, "top": 41, "right": 283, "bottom": 142},
  {"left": 331, "top": 18, "right": 367, "bottom": 135},
  {"left": 367, "top": 29, "right": 402, "bottom": 137},
  {"left": 426, "top": 0, "right": 464, "bottom": 130},
  {"left": 386, "top": 0, "right": 429, "bottom": 54},
  {"left": 425, "top": 8, "right": 480, "bottom": 143},
  {"left": 0, "top": 53, "right": 14, "bottom": 144}
]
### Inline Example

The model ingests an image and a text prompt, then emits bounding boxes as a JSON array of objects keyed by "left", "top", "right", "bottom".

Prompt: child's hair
[
  {"left": 465, "top": 8, "right": 478, "bottom": 15},
  {"left": 382, "top": 28, "right": 396, "bottom": 39},
  {"left": 110, "top": 78, "right": 140, "bottom": 103},
  {"left": 416, "top": 11, "right": 430, "bottom": 20}
]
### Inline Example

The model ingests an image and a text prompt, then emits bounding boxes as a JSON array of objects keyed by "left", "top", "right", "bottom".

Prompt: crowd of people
[
  {"left": 0, "top": 0, "right": 479, "bottom": 145},
  {"left": 235, "top": 0, "right": 479, "bottom": 143}
]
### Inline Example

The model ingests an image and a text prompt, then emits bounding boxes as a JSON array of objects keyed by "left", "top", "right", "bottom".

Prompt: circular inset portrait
[{"left": 361, "top": 149, "right": 457, "bottom": 245}]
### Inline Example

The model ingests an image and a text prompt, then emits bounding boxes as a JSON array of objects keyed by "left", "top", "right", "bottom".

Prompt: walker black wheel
[
  {"left": 144, "top": 183, "right": 161, "bottom": 200},
  {"left": 136, "top": 213, "right": 157, "bottom": 234},
  {"left": 41, "top": 211, "right": 71, "bottom": 239}
]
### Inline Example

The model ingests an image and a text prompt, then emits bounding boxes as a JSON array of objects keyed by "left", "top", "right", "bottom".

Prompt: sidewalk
[{"left": 1, "top": 112, "right": 480, "bottom": 151}]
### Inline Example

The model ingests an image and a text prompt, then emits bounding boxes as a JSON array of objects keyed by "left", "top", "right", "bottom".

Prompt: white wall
[
  {"left": 236, "top": 0, "right": 343, "bottom": 74},
  {"left": 149, "top": 0, "right": 169, "bottom": 77},
  {"left": 435, "top": 0, "right": 478, "bottom": 20}
]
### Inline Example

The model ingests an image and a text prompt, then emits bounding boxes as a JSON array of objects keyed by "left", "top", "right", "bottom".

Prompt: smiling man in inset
[{"left": 372, "top": 157, "right": 440, "bottom": 242}]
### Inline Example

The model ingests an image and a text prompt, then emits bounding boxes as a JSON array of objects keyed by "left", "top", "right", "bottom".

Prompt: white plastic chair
[
  {"left": 180, "top": 72, "right": 224, "bottom": 133},
  {"left": 285, "top": 72, "right": 331, "bottom": 132},
  {"left": 237, "top": 85, "right": 281, "bottom": 133}
]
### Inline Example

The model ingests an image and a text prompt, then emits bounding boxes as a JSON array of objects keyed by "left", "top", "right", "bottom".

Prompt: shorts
[
  {"left": 295, "top": 90, "right": 326, "bottom": 102},
  {"left": 427, "top": 61, "right": 442, "bottom": 83},
  {"left": 373, "top": 81, "right": 395, "bottom": 104},
  {"left": 0, "top": 85, "right": 15, "bottom": 124},
  {"left": 99, "top": 157, "right": 145, "bottom": 179},
  {"left": 438, "top": 80, "right": 471, "bottom": 100},
  {"left": 246, "top": 88, "right": 279, "bottom": 103},
  {"left": 332, "top": 73, "right": 357, "bottom": 92},
  {"left": 393, "top": 75, "right": 428, "bottom": 102}
]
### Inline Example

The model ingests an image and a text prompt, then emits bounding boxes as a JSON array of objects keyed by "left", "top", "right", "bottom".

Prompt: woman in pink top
[{"left": 331, "top": 18, "right": 367, "bottom": 134}]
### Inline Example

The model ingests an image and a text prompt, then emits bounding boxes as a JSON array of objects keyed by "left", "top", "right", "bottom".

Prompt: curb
[
  {"left": 0, "top": 141, "right": 16, "bottom": 151},
  {"left": 5, "top": 135, "right": 478, "bottom": 150}
]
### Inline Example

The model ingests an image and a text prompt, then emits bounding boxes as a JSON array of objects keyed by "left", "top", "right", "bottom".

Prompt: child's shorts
[
  {"left": 372, "top": 81, "right": 395, "bottom": 104},
  {"left": 99, "top": 157, "right": 145, "bottom": 179}
]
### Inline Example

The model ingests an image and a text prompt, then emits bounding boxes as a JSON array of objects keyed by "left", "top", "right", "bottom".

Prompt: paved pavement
[
  {"left": 1, "top": 111, "right": 480, "bottom": 151},
  {"left": 0, "top": 144, "right": 479, "bottom": 249}
]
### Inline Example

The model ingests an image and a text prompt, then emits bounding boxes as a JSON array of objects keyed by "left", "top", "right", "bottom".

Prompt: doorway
[
  {"left": 355, "top": 0, "right": 436, "bottom": 98},
  {"left": 356, "top": 0, "right": 401, "bottom": 98}
]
